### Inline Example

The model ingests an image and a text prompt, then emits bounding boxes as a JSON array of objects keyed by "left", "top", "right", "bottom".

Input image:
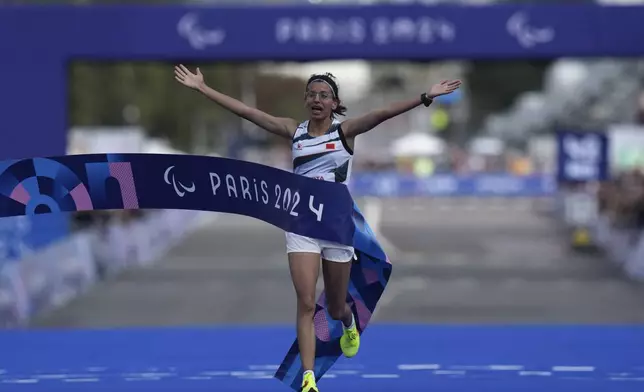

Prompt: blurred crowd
[
  {"left": 243, "top": 141, "right": 547, "bottom": 177},
  {"left": 70, "top": 210, "right": 147, "bottom": 233},
  {"left": 598, "top": 169, "right": 644, "bottom": 230},
  {"left": 380, "top": 145, "right": 542, "bottom": 176}
]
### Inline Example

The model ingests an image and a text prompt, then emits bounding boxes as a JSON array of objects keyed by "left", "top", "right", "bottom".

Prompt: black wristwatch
[{"left": 420, "top": 92, "right": 433, "bottom": 107}]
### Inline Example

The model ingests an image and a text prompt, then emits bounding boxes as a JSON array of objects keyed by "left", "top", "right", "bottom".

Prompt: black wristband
[{"left": 420, "top": 93, "right": 433, "bottom": 107}]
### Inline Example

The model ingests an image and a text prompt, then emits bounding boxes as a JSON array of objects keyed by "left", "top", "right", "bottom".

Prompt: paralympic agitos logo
[
  {"left": 164, "top": 166, "right": 196, "bottom": 197},
  {"left": 177, "top": 12, "right": 226, "bottom": 50},
  {"left": 506, "top": 11, "right": 555, "bottom": 48}
]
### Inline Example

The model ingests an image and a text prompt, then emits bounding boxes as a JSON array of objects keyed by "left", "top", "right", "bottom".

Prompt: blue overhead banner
[
  {"left": 3, "top": 4, "right": 644, "bottom": 62},
  {"left": 2, "top": 4, "right": 644, "bottom": 161},
  {"left": 556, "top": 130, "right": 610, "bottom": 183},
  {"left": 0, "top": 3, "right": 643, "bottom": 160}
]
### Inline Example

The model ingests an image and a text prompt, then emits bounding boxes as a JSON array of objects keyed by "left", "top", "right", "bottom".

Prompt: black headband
[{"left": 307, "top": 77, "right": 338, "bottom": 98}]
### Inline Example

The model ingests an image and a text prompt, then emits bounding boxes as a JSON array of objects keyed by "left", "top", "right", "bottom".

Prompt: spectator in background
[
  {"left": 598, "top": 169, "right": 644, "bottom": 230},
  {"left": 637, "top": 90, "right": 644, "bottom": 124},
  {"left": 71, "top": 209, "right": 147, "bottom": 233}
]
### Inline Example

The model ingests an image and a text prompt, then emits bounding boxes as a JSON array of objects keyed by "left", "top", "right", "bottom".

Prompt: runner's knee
[{"left": 297, "top": 295, "right": 316, "bottom": 315}]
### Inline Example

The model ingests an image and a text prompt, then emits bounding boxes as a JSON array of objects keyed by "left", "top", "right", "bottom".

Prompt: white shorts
[{"left": 285, "top": 232, "right": 355, "bottom": 263}]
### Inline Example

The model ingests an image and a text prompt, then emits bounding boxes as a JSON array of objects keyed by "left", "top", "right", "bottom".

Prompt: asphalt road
[{"left": 30, "top": 197, "right": 644, "bottom": 328}]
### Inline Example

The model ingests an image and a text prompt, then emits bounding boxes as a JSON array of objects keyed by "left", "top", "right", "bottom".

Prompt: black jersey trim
[{"left": 337, "top": 124, "right": 354, "bottom": 155}]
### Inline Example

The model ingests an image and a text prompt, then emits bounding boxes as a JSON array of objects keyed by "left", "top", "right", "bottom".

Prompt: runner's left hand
[{"left": 428, "top": 80, "right": 462, "bottom": 98}]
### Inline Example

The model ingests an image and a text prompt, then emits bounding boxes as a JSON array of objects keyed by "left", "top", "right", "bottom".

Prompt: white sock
[
  {"left": 343, "top": 313, "right": 355, "bottom": 330},
  {"left": 303, "top": 370, "right": 315, "bottom": 379}
]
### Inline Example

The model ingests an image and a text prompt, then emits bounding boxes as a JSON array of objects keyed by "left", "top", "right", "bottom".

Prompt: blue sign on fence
[
  {"left": 556, "top": 130, "right": 609, "bottom": 182},
  {"left": 349, "top": 173, "right": 555, "bottom": 197}
]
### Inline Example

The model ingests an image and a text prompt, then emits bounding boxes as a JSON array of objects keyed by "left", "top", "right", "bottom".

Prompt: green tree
[{"left": 69, "top": 61, "right": 309, "bottom": 152}]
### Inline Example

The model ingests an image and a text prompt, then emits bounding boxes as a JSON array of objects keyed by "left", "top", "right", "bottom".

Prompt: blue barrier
[
  {"left": 349, "top": 173, "right": 555, "bottom": 197},
  {"left": 0, "top": 216, "right": 70, "bottom": 264},
  {"left": 0, "top": 209, "right": 206, "bottom": 327}
]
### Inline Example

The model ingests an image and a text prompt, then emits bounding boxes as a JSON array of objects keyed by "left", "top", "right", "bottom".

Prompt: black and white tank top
[{"left": 291, "top": 119, "right": 354, "bottom": 185}]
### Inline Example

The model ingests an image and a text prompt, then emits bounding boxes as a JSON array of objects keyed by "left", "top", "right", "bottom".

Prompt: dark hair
[{"left": 306, "top": 72, "right": 347, "bottom": 118}]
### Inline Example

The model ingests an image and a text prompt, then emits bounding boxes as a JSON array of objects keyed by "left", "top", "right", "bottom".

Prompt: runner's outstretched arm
[
  {"left": 342, "top": 79, "right": 461, "bottom": 138},
  {"left": 174, "top": 64, "right": 298, "bottom": 139}
]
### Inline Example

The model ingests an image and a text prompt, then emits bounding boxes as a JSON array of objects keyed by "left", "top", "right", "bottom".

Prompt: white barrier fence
[{"left": 0, "top": 209, "right": 214, "bottom": 327}]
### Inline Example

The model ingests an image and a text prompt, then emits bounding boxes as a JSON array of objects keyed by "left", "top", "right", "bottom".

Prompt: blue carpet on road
[{"left": 1, "top": 325, "right": 643, "bottom": 391}]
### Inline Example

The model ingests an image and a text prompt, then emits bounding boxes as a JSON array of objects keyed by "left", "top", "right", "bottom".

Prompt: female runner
[{"left": 174, "top": 65, "right": 461, "bottom": 392}]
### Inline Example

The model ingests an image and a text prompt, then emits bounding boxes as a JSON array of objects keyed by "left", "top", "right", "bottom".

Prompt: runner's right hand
[{"left": 174, "top": 64, "right": 204, "bottom": 90}]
